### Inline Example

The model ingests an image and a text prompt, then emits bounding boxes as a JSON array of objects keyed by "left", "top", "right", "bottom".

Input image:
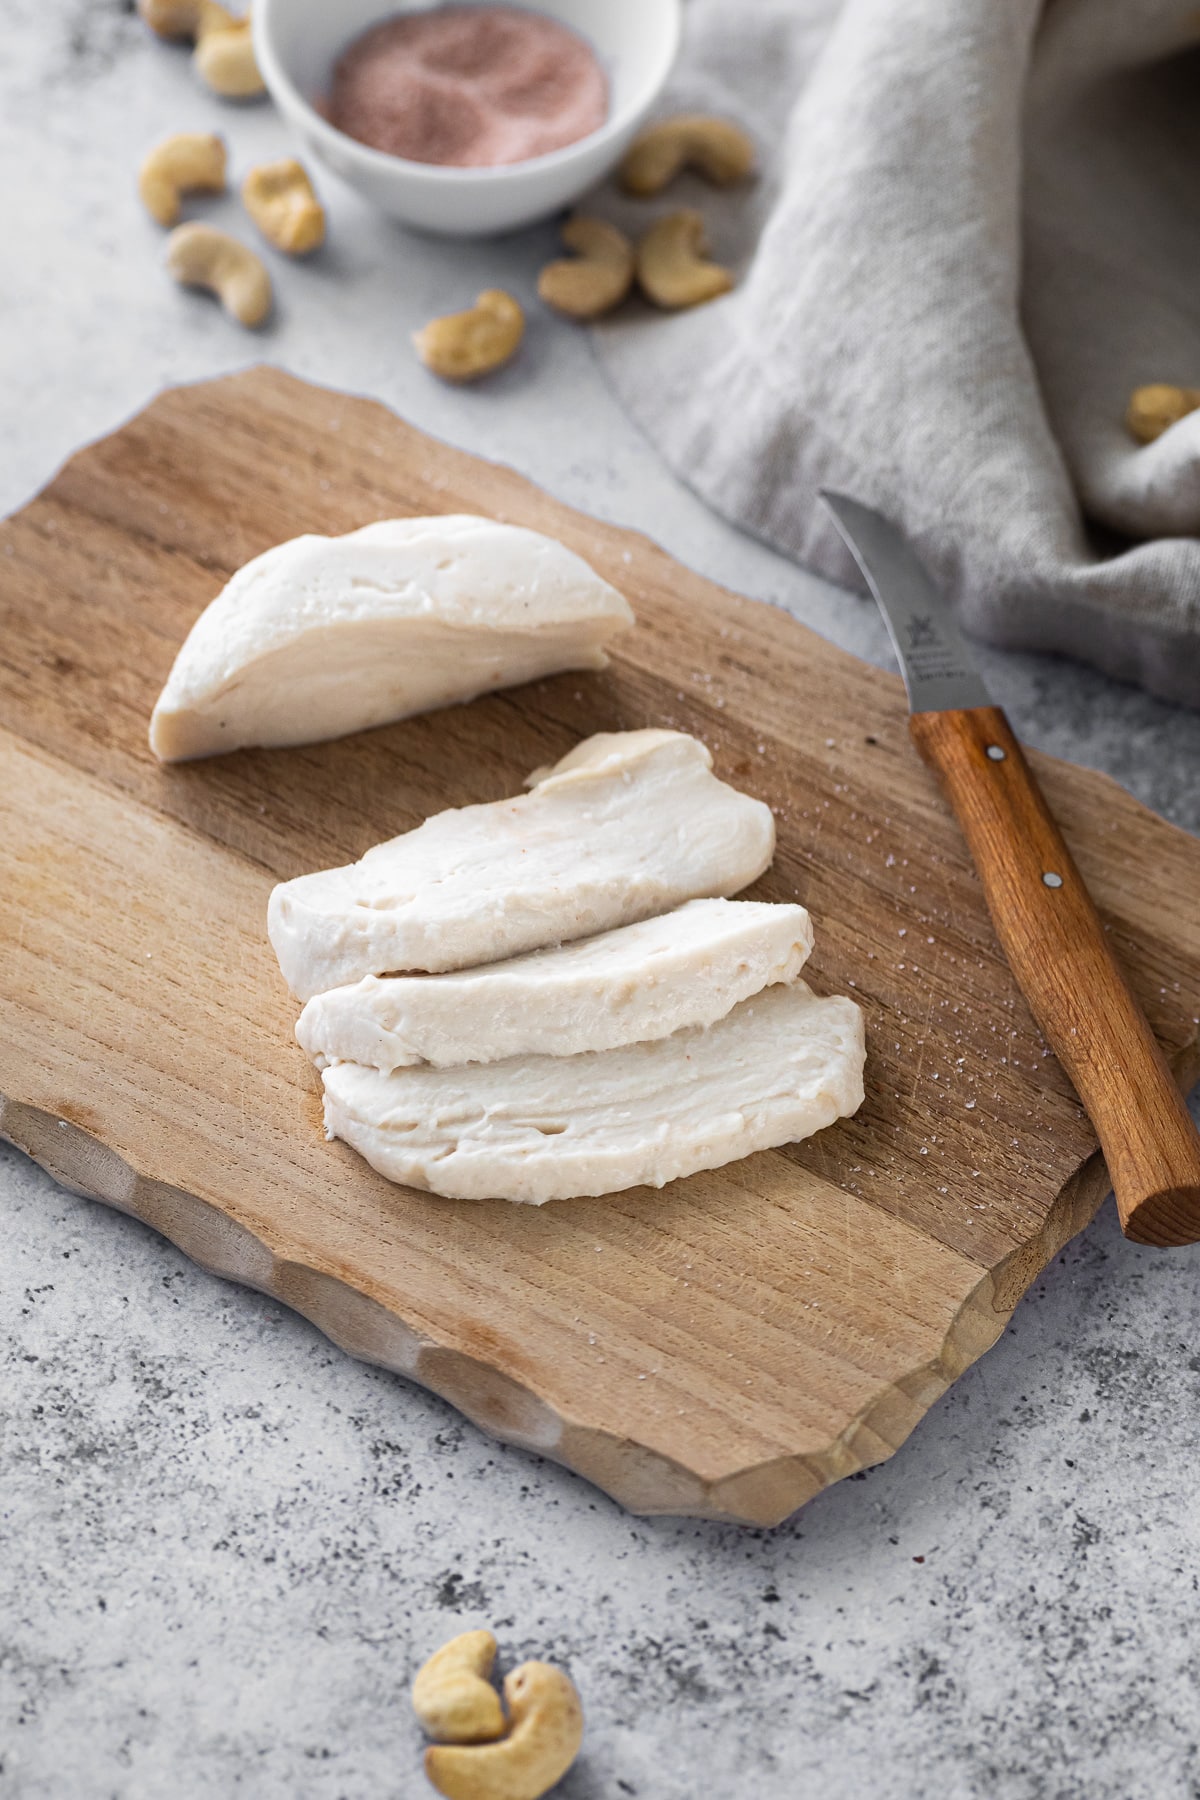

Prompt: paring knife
[{"left": 821, "top": 491, "right": 1200, "bottom": 1249}]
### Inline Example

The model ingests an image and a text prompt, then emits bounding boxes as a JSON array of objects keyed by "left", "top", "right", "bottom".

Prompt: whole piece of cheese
[
  {"left": 148, "top": 514, "right": 634, "bottom": 761},
  {"left": 268, "top": 730, "right": 776, "bottom": 1001},
  {"left": 321, "top": 980, "right": 866, "bottom": 1203},
  {"left": 295, "top": 897, "right": 814, "bottom": 1072}
]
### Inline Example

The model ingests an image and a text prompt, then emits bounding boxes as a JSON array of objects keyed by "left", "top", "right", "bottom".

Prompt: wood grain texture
[
  {"left": 2, "top": 367, "right": 1199, "bottom": 1526},
  {"left": 909, "top": 706, "right": 1200, "bottom": 1248}
]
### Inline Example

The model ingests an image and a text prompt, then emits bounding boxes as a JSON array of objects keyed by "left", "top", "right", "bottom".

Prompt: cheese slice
[
  {"left": 321, "top": 981, "right": 866, "bottom": 1203},
  {"left": 268, "top": 730, "right": 776, "bottom": 1001},
  {"left": 148, "top": 514, "right": 634, "bottom": 761},
  {"left": 295, "top": 897, "right": 813, "bottom": 1072}
]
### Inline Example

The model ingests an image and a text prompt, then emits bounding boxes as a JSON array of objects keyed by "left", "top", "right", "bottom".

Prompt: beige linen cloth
[{"left": 594, "top": 0, "right": 1200, "bottom": 705}]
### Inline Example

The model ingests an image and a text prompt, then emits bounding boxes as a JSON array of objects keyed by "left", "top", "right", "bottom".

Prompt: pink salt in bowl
[{"left": 253, "top": 0, "right": 682, "bottom": 237}]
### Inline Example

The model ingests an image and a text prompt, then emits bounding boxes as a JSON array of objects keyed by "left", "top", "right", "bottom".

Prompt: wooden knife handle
[{"left": 908, "top": 704, "right": 1200, "bottom": 1247}]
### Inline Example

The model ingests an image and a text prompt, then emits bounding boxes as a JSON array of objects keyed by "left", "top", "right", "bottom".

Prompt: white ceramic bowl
[{"left": 253, "top": 0, "right": 681, "bottom": 237}]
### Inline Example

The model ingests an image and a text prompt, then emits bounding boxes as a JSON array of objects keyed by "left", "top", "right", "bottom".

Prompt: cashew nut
[
  {"left": 635, "top": 210, "right": 733, "bottom": 311},
  {"left": 537, "top": 216, "right": 635, "bottom": 321},
  {"left": 137, "top": 0, "right": 265, "bottom": 99},
  {"left": 193, "top": 16, "right": 266, "bottom": 99},
  {"left": 242, "top": 159, "right": 325, "bottom": 255},
  {"left": 138, "top": 132, "right": 227, "bottom": 227},
  {"left": 412, "top": 1631, "right": 507, "bottom": 1746},
  {"left": 424, "top": 1662, "right": 584, "bottom": 1800},
  {"left": 165, "top": 222, "right": 272, "bottom": 327},
  {"left": 137, "top": 0, "right": 235, "bottom": 38},
  {"left": 1126, "top": 383, "right": 1200, "bottom": 445},
  {"left": 413, "top": 290, "right": 524, "bottom": 383},
  {"left": 618, "top": 114, "right": 755, "bottom": 197}
]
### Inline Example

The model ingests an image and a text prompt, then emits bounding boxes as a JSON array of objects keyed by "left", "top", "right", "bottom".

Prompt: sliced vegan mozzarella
[
  {"left": 295, "top": 897, "right": 813, "bottom": 1072},
  {"left": 268, "top": 730, "right": 776, "bottom": 1001},
  {"left": 321, "top": 980, "right": 866, "bottom": 1204},
  {"left": 148, "top": 514, "right": 634, "bottom": 761}
]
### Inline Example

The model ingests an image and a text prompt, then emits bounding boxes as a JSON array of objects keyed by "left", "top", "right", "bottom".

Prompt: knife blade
[{"left": 821, "top": 490, "right": 1200, "bottom": 1248}]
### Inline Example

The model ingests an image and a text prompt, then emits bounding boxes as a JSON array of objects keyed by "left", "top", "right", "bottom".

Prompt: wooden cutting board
[{"left": 3, "top": 368, "right": 1198, "bottom": 1527}]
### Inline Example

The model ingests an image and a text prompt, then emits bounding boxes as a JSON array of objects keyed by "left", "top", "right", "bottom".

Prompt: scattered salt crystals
[
  {"left": 622, "top": 550, "right": 632, "bottom": 563},
  {"left": 898, "top": 928, "right": 907, "bottom": 938},
  {"left": 965, "top": 1100, "right": 976, "bottom": 1109}
]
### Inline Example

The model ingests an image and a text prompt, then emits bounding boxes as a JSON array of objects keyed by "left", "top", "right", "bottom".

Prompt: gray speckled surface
[{"left": 3, "top": 7, "right": 1200, "bottom": 1797}]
